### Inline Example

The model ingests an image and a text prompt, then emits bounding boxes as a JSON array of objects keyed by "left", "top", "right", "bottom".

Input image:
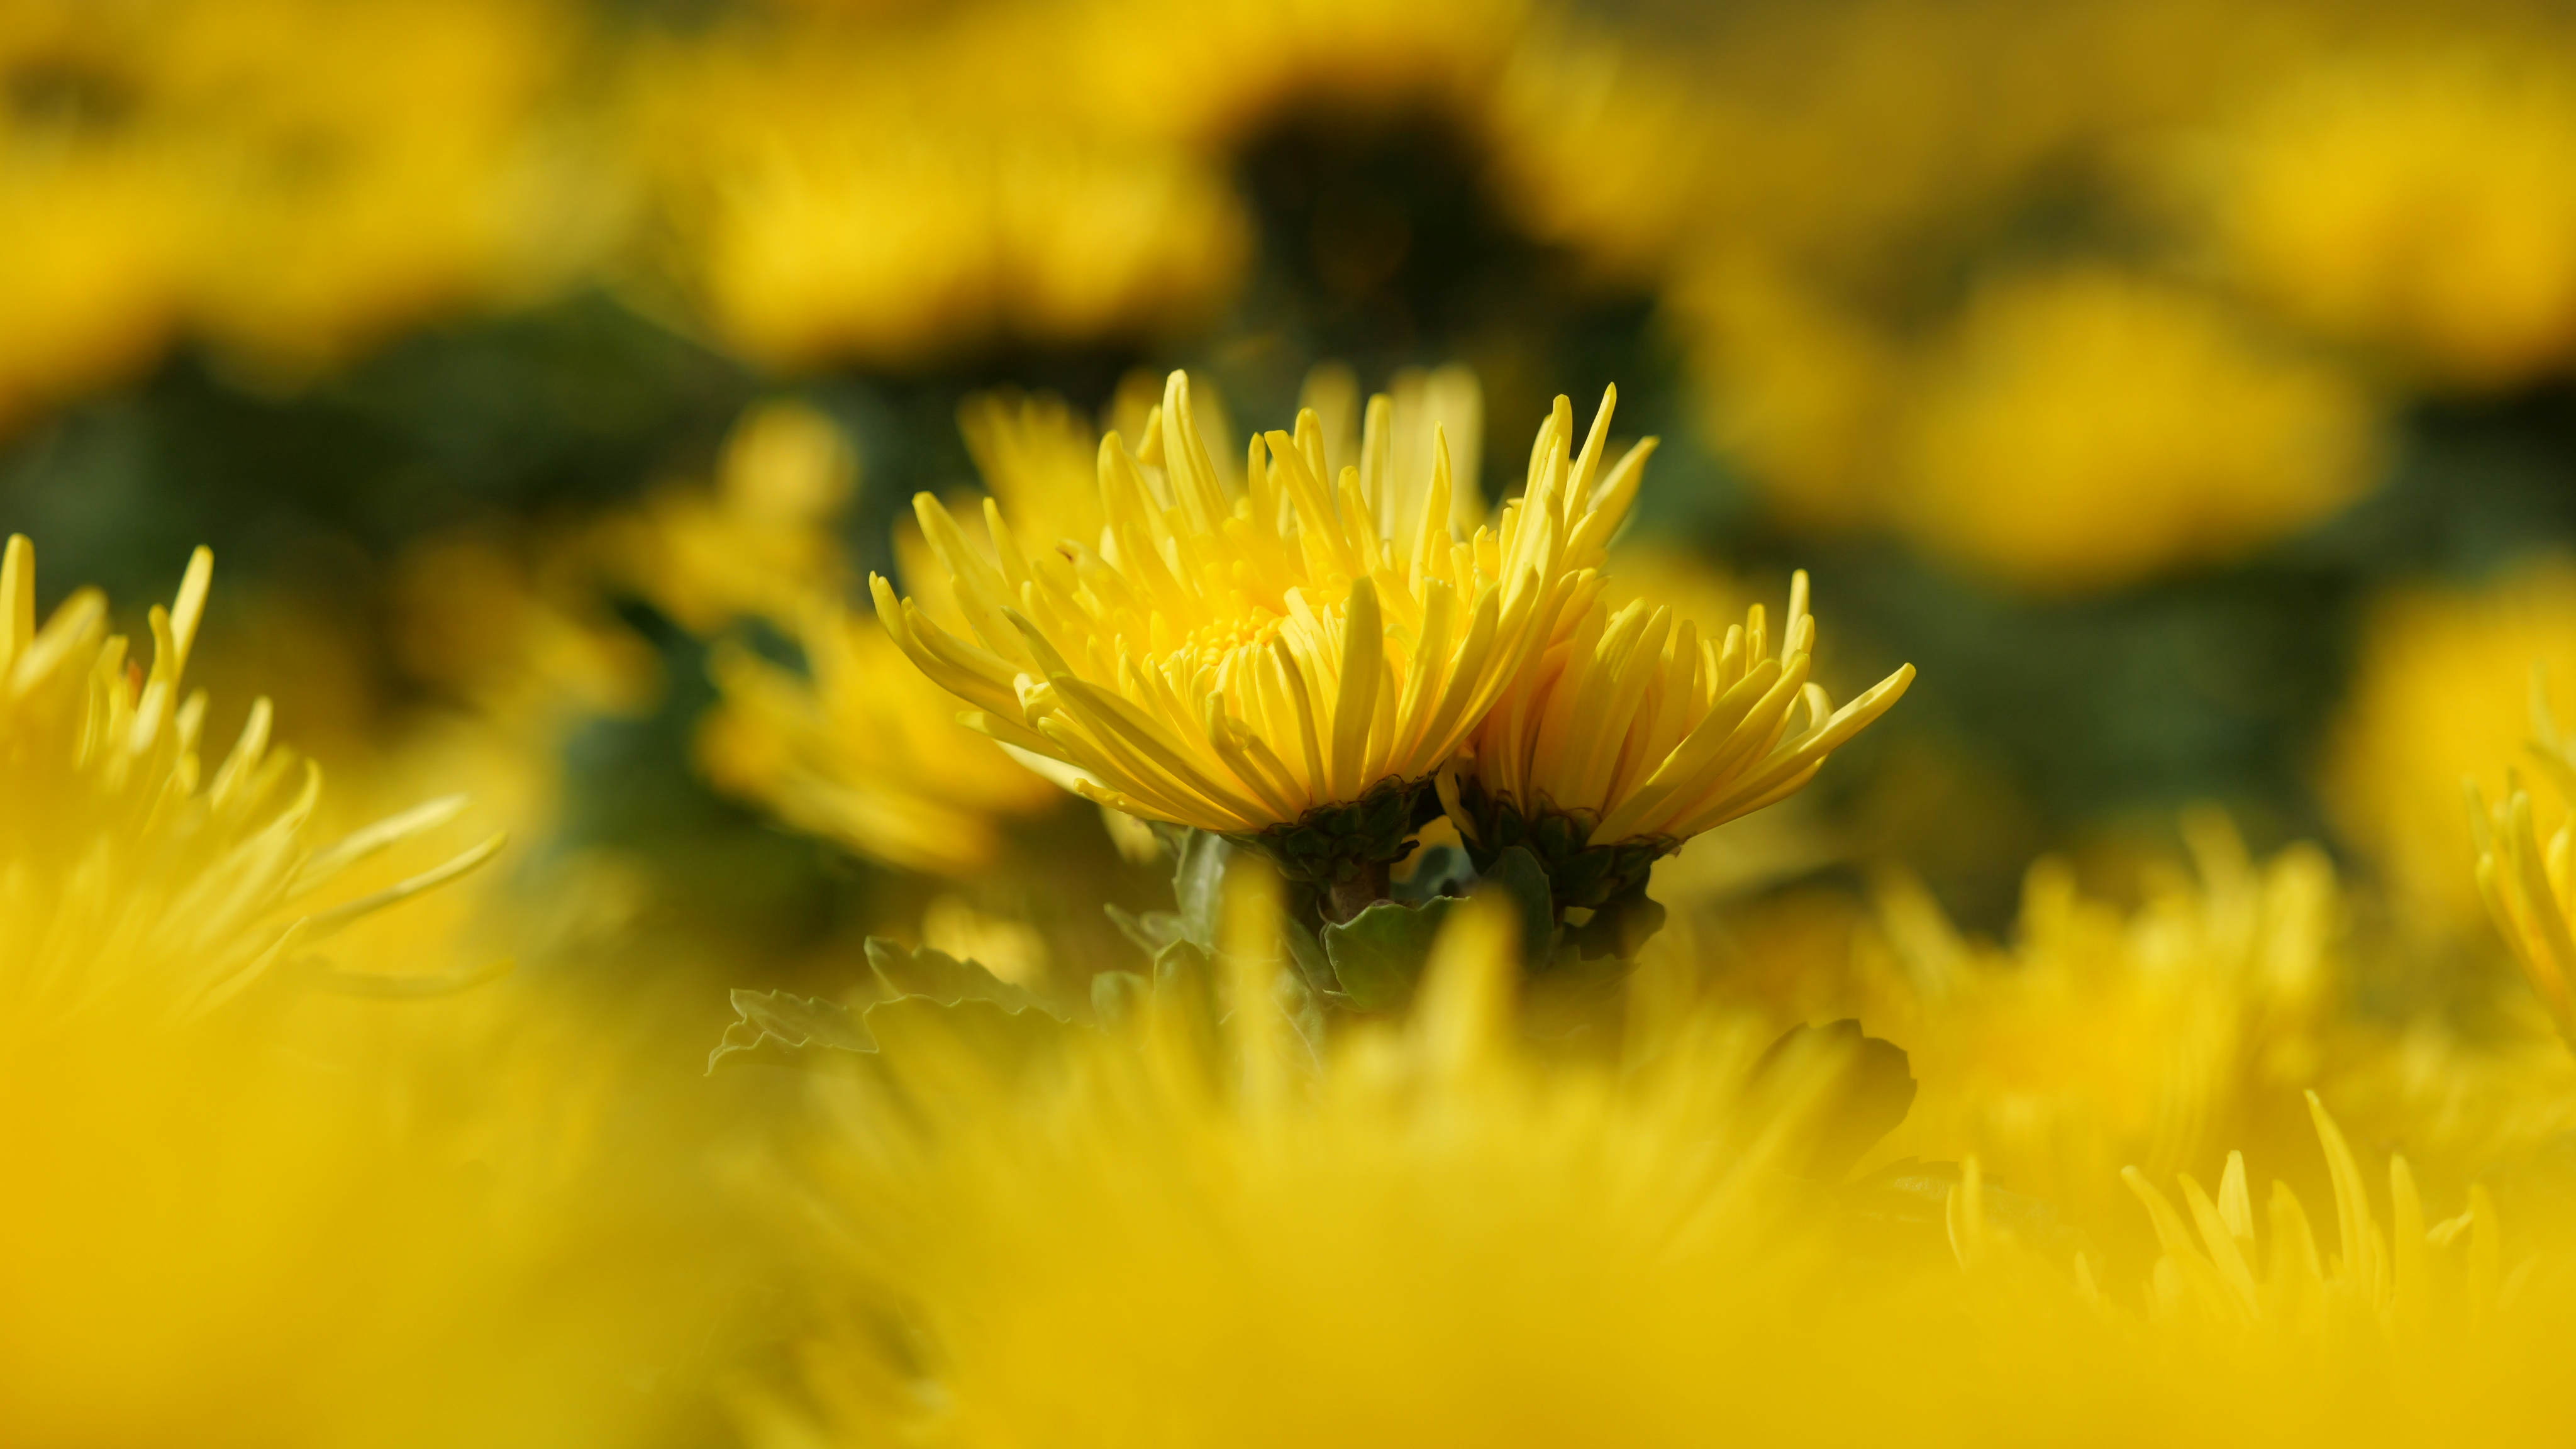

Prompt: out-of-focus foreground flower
[
  {"left": 0, "top": 535, "right": 770, "bottom": 1448},
  {"left": 750, "top": 874, "right": 2576, "bottom": 1447},
  {"left": 0, "top": 535, "right": 501, "bottom": 1441}
]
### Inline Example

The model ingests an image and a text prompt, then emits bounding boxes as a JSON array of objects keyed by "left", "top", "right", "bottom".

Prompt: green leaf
[
  {"left": 706, "top": 988, "right": 874, "bottom": 1074},
  {"left": 1321, "top": 895, "right": 1460, "bottom": 1012},
  {"left": 1272, "top": 967, "right": 1328, "bottom": 1058},
  {"left": 1153, "top": 938, "right": 1213, "bottom": 1004},
  {"left": 1170, "top": 830, "right": 1233, "bottom": 949},
  {"left": 864, "top": 938, "right": 1061, "bottom": 1018},
  {"left": 1090, "top": 969, "right": 1148, "bottom": 1028},
  {"left": 1477, "top": 844, "right": 1557, "bottom": 966},
  {"left": 1146, "top": 938, "right": 1222, "bottom": 1065},
  {"left": 1282, "top": 906, "right": 1336, "bottom": 995},
  {"left": 1105, "top": 904, "right": 1189, "bottom": 957}
]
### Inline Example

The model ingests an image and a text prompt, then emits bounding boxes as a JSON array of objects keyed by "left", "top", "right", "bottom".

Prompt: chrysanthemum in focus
[
  {"left": 877, "top": 372, "right": 1648, "bottom": 912},
  {"left": 1442, "top": 570, "right": 1911, "bottom": 908}
]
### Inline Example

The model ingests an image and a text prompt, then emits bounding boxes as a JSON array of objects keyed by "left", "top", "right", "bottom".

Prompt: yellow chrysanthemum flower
[
  {"left": 607, "top": 399, "right": 860, "bottom": 636},
  {"left": 2204, "top": 48, "right": 2576, "bottom": 391},
  {"left": 0, "top": 534, "right": 521, "bottom": 1443},
  {"left": 704, "top": 603, "right": 1064, "bottom": 879},
  {"left": 2326, "top": 561, "right": 2576, "bottom": 935},
  {"left": 164, "top": 0, "right": 586, "bottom": 380},
  {"left": 1443, "top": 570, "right": 1912, "bottom": 908},
  {"left": 626, "top": 19, "right": 1245, "bottom": 370},
  {"left": 756, "top": 871, "right": 2576, "bottom": 1447},
  {"left": 1860, "top": 812, "right": 2334, "bottom": 1230},
  {"left": 1897, "top": 267, "right": 2379, "bottom": 592},
  {"left": 2468, "top": 676, "right": 2576, "bottom": 1052},
  {"left": 641, "top": 398, "right": 1067, "bottom": 877},
  {"left": 0, "top": 536, "right": 503, "bottom": 1034},
  {"left": 877, "top": 372, "right": 1648, "bottom": 909},
  {"left": 1946, "top": 1093, "right": 2573, "bottom": 1443},
  {"left": 753, "top": 884, "right": 1931, "bottom": 1448}
]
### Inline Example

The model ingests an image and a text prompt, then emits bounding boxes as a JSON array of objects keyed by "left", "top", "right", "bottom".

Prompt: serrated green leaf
[
  {"left": 1091, "top": 969, "right": 1148, "bottom": 1028},
  {"left": 706, "top": 988, "right": 873, "bottom": 1074},
  {"left": 1153, "top": 938, "right": 1213, "bottom": 999},
  {"left": 863, "top": 938, "right": 1061, "bottom": 1018},
  {"left": 1321, "top": 895, "right": 1459, "bottom": 1012},
  {"left": 1105, "top": 904, "right": 1189, "bottom": 957},
  {"left": 1272, "top": 967, "right": 1328, "bottom": 1058},
  {"left": 1477, "top": 844, "right": 1556, "bottom": 965},
  {"left": 1282, "top": 907, "right": 1336, "bottom": 996},
  {"left": 1169, "top": 830, "right": 1233, "bottom": 948}
]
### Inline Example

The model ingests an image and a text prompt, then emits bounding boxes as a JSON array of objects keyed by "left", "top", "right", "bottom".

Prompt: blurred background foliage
[
  {"left": 15, "top": 0, "right": 2576, "bottom": 955},
  {"left": 15, "top": 0, "right": 2576, "bottom": 1440}
]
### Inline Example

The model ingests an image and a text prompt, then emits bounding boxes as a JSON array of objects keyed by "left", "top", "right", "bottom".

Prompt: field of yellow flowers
[{"left": 12, "top": 2, "right": 2576, "bottom": 1445}]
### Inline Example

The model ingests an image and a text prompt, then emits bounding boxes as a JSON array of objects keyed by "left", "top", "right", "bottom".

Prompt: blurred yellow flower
[
  {"left": 2470, "top": 786, "right": 2576, "bottom": 1054},
  {"left": 1862, "top": 811, "right": 2334, "bottom": 1228},
  {"left": 757, "top": 869, "right": 2576, "bottom": 1448},
  {"left": 0, "top": 0, "right": 589, "bottom": 421},
  {"left": 0, "top": 8, "right": 182, "bottom": 432},
  {"left": 1952, "top": 1094, "right": 2571, "bottom": 1443},
  {"left": 1671, "top": 260, "right": 1907, "bottom": 533},
  {"left": 0, "top": 535, "right": 503, "bottom": 1032},
  {"left": 164, "top": 0, "right": 590, "bottom": 379},
  {"left": 1476, "top": 20, "right": 1711, "bottom": 282},
  {"left": 878, "top": 373, "right": 1645, "bottom": 907},
  {"left": 1444, "top": 570, "right": 1912, "bottom": 908},
  {"left": 2325, "top": 561, "right": 2576, "bottom": 934},
  {"left": 1897, "top": 268, "right": 2379, "bottom": 592},
  {"left": 2468, "top": 677, "right": 2576, "bottom": 1050},
  {"left": 754, "top": 884, "right": 1923, "bottom": 1447},
  {"left": 609, "top": 399, "right": 858, "bottom": 637},
  {"left": 628, "top": 18, "right": 1245, "bottom": 370},
  {"left": 1071, "top": 0, "right": 1527, "bottom": 147},
  {"left": 0, "top": 534, "right": 516, "bottom": 1445},
  {"left": 2203, "top": 48, "right": 2576, "bottom": 390},
  {"left": 623, "top": 397, "right": 1069, "bottom": 877},
  {"left": 702, "top": 601, "right": 1063, "bottom": 878}
]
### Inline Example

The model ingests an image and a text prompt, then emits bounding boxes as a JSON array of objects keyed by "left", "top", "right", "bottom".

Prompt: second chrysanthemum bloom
[{"left": 1443, "top": 571, "right": 1913, "bottom": 909}]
